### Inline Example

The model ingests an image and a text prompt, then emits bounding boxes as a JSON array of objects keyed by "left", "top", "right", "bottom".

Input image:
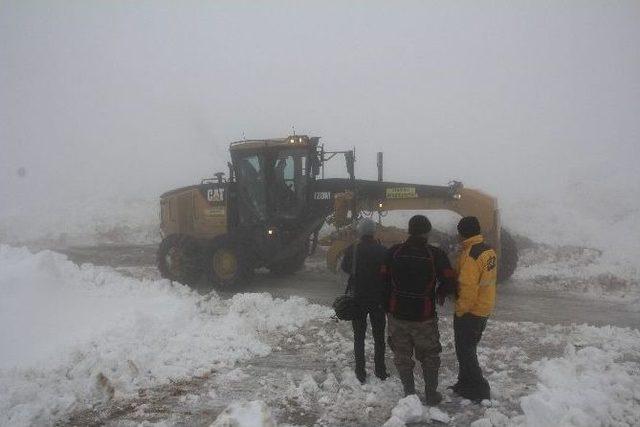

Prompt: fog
[{"left": 1, "top": 1, "right": 639, "bottom": 254}]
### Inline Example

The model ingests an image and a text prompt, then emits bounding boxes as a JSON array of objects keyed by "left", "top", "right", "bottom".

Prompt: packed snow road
[{"left": 58, "top": 243, "right": 640, "bottom": 329}]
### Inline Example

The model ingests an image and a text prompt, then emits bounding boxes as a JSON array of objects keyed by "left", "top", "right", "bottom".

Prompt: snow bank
[
  {"left": 501, "top": 167, "right": 640, "bottom": 282},
  {"left": 519, "top": 326, "right": 640, "bottom": 427},
  {"left": 0, "top": 245, "right": 331, "bottom": 426},
  {"left": 513, "top": 245, "right": 640, "bottom": 304}
]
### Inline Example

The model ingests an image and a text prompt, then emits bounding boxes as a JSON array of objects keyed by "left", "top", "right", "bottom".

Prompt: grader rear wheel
[{"left": 267, "top": 237, "right": 310, "bottom": 276}]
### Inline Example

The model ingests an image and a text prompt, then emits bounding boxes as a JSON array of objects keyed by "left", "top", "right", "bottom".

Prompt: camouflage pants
[{"left": 387, "top": 315, "right": 442, "bottom": 382}]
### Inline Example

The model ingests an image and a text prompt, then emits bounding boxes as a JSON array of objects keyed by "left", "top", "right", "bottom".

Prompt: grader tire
[
  {"left": 207, "top": 236, "right": 253, "bottom": 289},
  {"left": 157, "top": 234, "right": 204, "bottom": 287}
]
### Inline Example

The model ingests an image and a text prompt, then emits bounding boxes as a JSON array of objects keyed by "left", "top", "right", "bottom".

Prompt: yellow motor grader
[{"left": 157, "top": 135, "right": 518, "bottom": 288}]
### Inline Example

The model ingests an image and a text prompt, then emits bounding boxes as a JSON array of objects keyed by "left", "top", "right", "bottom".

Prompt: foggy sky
[{"left": 1, "top": 1, "right": 639, "bottom": 216}]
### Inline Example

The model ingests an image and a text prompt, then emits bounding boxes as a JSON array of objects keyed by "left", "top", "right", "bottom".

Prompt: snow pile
[
  {"left": 0, "top": 245, "right": 331, "bottom": 426},
  {"left": 513, "top": 245, "right": 640, "bottom": 303},
  {"left": 210, "top": 400, "right": 277, "bottom": 427},
  {"left": 501, "top": 167, "right": 640, "bottom": 282},
  {"left": 519, "top": 327, "right": 640, "bottom": 427},
  {"left": 382, "top": 395, "right": 450, "bottom": 426}
]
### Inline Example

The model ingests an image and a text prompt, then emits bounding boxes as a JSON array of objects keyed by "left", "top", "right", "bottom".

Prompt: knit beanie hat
[
  {"left": 356, "top": 218, "right": 376, "bottom": 237},
  {"left": 408, "top": 215, "right": 432, "bottom": 236},
  {"left": 457, "top": 216, "right": 481, "bottom": 238}
]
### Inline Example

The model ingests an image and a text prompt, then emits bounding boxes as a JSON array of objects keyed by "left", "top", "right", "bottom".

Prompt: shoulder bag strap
[{"left": 345, "top": 242, "right": 358, "bottom": 295}]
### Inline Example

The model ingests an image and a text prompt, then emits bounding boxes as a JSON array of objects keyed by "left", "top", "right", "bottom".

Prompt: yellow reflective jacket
[{"left": 455, "top": 235, "right": 497, "bottom": 317}]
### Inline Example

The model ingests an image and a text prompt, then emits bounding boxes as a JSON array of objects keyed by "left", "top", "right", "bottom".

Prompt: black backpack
[{"left": 388, "top": 242, "right": 436, "bottom": 321}]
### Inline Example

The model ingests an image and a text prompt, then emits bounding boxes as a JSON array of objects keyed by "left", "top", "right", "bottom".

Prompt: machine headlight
[{"left": 453, "top": 193, "right": 462, "bottom": 200}]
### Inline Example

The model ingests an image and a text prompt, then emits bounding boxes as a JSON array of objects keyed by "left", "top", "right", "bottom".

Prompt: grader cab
[{"left": 157, "top": 135, "right": 518, "bottom": 288}]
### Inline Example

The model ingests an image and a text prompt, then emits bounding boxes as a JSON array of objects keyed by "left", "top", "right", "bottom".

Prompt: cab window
[{"left": 236, "top": 154, "right": 267, "bottom": 221}]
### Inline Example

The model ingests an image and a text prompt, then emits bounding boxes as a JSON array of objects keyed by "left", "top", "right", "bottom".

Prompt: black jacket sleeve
[{"left": 432, "top": 246, "right": 457, "bottom": 297}]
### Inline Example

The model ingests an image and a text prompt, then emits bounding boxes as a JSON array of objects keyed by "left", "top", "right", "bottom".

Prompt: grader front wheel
[{"left": 207, "top": 237, "right": 253, "bottom": 288}]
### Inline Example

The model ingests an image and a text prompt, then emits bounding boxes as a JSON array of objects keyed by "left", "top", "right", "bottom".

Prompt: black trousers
[
  {"left": 352, "top": 304, "right": 386, "bottom": 374},
  {"left": 454, "top": 313, "right": 490, "bottom": 399}
]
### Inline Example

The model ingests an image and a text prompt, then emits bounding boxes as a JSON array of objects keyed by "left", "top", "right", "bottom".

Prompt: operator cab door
[
  {"left": 234, "top": 153, "right": 268, "bottom": 225},
  {"left": 271, "top": 149, "right": 309, "bottom": 220}
]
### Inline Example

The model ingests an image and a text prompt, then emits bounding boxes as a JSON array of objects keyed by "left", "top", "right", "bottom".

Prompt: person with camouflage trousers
[{"left": 384, "top": 215, "right": 456, "bottom": 405}]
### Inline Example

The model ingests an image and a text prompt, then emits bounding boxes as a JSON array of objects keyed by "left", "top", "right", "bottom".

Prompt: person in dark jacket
[
  {"left": 341, "top": 218, "right": 389, "bottom": 384},
  {"left": 385, "top": 215, "right": 456, "bottom": 405}
]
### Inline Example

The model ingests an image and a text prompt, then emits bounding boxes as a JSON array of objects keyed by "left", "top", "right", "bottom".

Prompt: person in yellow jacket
[{"left": 452, "top": 216, "right": 497, "bottom": 402}]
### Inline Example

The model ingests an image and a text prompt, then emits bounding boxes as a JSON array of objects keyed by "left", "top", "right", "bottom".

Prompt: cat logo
[
  {"left": 207, "top": 188, "right": 225, "bottom": 202},
  {"left": 314, "top": 191, "right": 332, "bottom": 200}
]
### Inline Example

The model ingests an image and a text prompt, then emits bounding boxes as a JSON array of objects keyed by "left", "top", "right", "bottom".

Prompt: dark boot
[
  {"left": 355, "top": 367, "right": 366, "bottom": 384},
  {"left": 449, "top": 381, "right": 464, "bottom": 396},
  {"left": 374, "top": 352, "right": 388, "bottom": 380},
  {"left": 374, "top": 353, "right": 388, "bottom": 380},
  {"left": 460, "top": 380, "right": 490, "bottom": 403},
  {"left": 375, "top": 368, "right": 389, "bottom": 380},
  {"left": 399, "top": 370, "right": 416, "bottom": 396},
  {"left": 425, "top": 389, "right": 443, "bottom": 406},
  {"left": 424, "top": 368, "right": 442, "bottom": 406}
]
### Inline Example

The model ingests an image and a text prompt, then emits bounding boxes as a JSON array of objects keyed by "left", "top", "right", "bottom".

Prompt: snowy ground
[
  {"left": 1, "top": 244, "right": 639, "bottom": 427},
  {"left": 0, "top": 245, "right": 329, "bottom": 426}
]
